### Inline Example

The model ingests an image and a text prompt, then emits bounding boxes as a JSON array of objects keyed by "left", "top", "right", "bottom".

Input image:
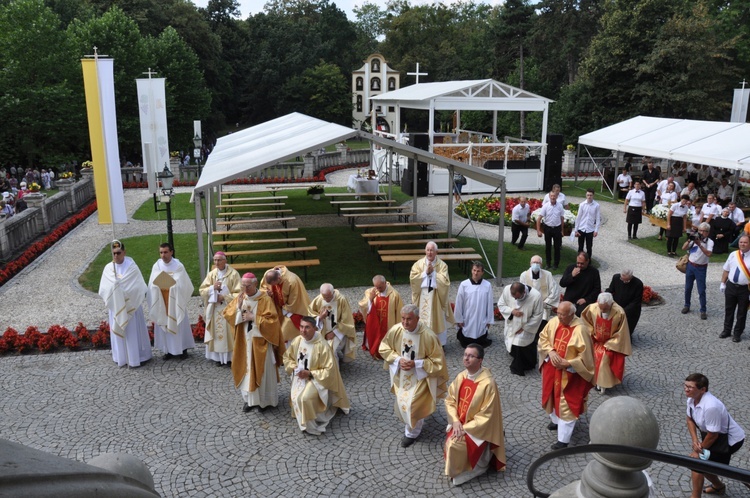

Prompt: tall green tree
[
  {"left": 0, "top": 0, "right": 82, "bottom": 166},
  {"left": 277, "top": 61, "right": 352, "bottom": 124}
]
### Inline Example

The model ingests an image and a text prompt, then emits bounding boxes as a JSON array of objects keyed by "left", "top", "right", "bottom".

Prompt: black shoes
[
  {"left": 163, "top": 353, "right": 174, "bottom": 360},
  {"left": 547, "top": 422, "right": 558, "bottom": 431},
  {"left": 719, "top": 332, "right": 731, "bottom": 339},
  {"left": 550, "top": 441, "right": 569, "bottom": 450},
  {"left": 181, "top": 350, "right": 189, "bottom": 359},
  {"left": 242, "top": 403, "right": 251, "bottom": 413},
  {"left": 400, "top": 437, "right": 417, "bottom": 448}
]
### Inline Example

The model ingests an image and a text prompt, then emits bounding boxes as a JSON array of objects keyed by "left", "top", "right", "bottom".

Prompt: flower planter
[{"left": 311, "top": 194, "right": 321, "bottom": 200}]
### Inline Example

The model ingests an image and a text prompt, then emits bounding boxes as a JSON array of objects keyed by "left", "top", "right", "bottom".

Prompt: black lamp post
[
  {"left": 153, "top": 163, "right": 175, "bottom": 255},
  {"left": 193, "top": 133, "right": 203, "bottom": 177}
]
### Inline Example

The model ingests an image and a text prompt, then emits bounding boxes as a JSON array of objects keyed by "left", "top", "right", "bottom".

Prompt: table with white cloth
[{"left": 347, "top": 175, "right": 379, "bottom": 194}]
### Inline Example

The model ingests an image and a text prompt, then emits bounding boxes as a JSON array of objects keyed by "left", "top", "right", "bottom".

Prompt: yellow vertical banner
[{"left": 81, "top": 57, "right": 127, "bottom": 224}]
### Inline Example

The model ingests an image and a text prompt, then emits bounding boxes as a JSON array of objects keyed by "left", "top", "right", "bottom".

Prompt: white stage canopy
[{"left": 578, "top": 116, "right": 750, "bottom": 171}]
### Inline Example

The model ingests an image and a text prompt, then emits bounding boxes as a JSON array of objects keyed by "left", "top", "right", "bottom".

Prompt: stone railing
[
  {"left": 0, "top": 176, "right": 95, "bottom": 261},
  {"left": 118, "top": 149, "right": 372, "bottom": 184}
]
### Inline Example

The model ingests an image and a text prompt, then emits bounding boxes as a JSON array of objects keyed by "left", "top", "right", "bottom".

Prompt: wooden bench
[
  {"left": 367, "top": 237, "right": 460, "bottom": 249},
  {"left": 325, "top": 192, "right": 384, "bottom": 198},
  {"left": 339, "top": 206, "right": 408, "bottom": 214},
  {"left": 223, "top": 246, "right": 317, "bottom": 263},
  {"left": 217, "top": 209, "right": 293, "bottom": 219},
  {"left": 213, "top": 227, "right": 298, "bottom": 238},
  {"left": 230, "top": 259, "right": 320, "bottom": 281},
  {"left": 266, "top": 185, "right": 309, "bottom": 196},
  {"left": 221, "top": 195, "right": 288, "bottom": 203},
  {"left": 216, "top": 216, "right": 296, "bottom": 229},
  {"left": 216, "top": 202, "right": 285, "bottom": 209},
  {"left": 342, "top": 212, "right": 415, "bottom": 229},
  {"left": 355, "top": 221, "right": 437, "bottom": 232},
  {"left": 212, "top": 237, "right": 307, "bottom": 249},
  {"left": 380, "top": 253, "right": 482, "bottom": 278},
  {"left": 378, "top": 247, "right": 477, "bottom": 256},
  {"left": 362, "top": 230, "right": 446, "bottom": 239},
  {"left": 330, "top": 199, "right": 395, "bottom": 215}
]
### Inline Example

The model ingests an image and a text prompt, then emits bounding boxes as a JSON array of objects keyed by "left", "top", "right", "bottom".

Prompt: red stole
[
  {"left": 446, "top": 378, "right": 486, "bottom": 469},
  {"left": 541, "top": 322, "right": 591, "bottom": 418},
  {"left": 363, "top": 294, "right": 389, "bottom": 359},
  {"left": 593, "top": 315, "right": 625, "bottom": 382},
  {"left": 272, "top": 283, "right": 301, "bottom": 330}
]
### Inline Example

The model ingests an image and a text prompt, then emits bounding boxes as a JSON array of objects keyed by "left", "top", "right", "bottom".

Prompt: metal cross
[{"left": 407, "top": 63, "right": 428, "bottom": 84}]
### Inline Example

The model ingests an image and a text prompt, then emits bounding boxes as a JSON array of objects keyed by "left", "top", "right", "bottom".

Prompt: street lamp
[
  {"left": 153, "top": 163, "right": 175, "bottom": 255},
  {"left": 193, "top": 133, "right": 203, "bottom": 177}
]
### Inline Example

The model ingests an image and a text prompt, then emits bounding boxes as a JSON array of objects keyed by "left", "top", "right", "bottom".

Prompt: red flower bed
[{"left": 0, "top": 200, "right": 98, "bottom": 288}]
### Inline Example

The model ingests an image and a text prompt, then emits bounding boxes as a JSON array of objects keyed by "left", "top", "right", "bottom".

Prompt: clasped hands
[
  {"left": 450, "top": 421, "right": 465, "bottom": 440},
  {"left": 548, "top": 350, "right": 570, "bottom": 370},
  {"left": 399, "top": 358, "right": 415, "bottom": 370}
]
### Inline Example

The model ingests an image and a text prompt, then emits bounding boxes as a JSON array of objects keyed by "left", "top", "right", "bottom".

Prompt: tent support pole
[
  {"left": 388, "top": 148, "right": 393, "bottom": 200},
  {"left": 497, "top": 179, "right": 506, "bottom": 287},
  {"left": 196, "top": 189, "right": 206, "bottom": 279},
  {"left": 412, "top": 154, "right": 418, "bottom": 219},
  {"left": 447, "top": 166, "right": 454, "bottom": 238}
]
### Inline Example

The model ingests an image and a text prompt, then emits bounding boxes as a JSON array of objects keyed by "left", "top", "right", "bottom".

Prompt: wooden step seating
[
  {"left": 216, "top": 216, "right": 296, "bottom": 229},
  {"left": 380, "top": 252, "right": 482, "bottom": 278},
  {"left": 330, "top": 199, "right": 395, "bottom": 215},
  {"left": 217, "top": 202, "right": 286, "bottom": 210},
  {"left": 223, "top": 246, "right": 317, "bottom": 264},
  {"left": 361, "top": 230, "right": 446, "bottom": 239},
  {"left": 221, "top": 195, "right": 288, "bottom": 203},
  {"left": 213, "top": 237, "right": 306, "bottom": 250},
  {"left": 217, "top": 209, "right": 293, "bottom": 220},
  {"left": 343, "top": 212, "right": 415, "bottom": 229},
  {"left": 213, "top": 227, "right": 298, "bottom": 239},
  {"left": 230, "top": 259, "right": 320, "bottom": 281},
  {"left": 355, "top": 221, "right": 436, "bottom": 232},
  {"left": 378, "top": 247, "right": 476, "bottom": 256},
  {"left": 367, "top": 237, "right": 460, "bottom": 249},
  {"left": 266, "top": 185, "right": 309, "bottom": 196},
  {"left": 339, "top": 206, "right": 409, "bottom": 214},
  {"left": 324, "top": 192, "right": 384, "bottom": 199}
]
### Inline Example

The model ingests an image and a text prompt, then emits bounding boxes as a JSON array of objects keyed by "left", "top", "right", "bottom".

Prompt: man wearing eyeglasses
[
  {"left": 199, "top": 251, "right": 242, "bottom": 366},
  {"left": 682, "top": 223, "right": 714, "bottom": 320},
  {"left": 379, "top": 304, "right": 448, "bottom": 448},
  {"left": 538, "top": 301, "right": 594, "bottom": 450},
  {"left": 444, "top": 344, "right": 506, "bottom": 486},
  {"left": 98, "top": 240, "right": 152, "bottom": 368}
]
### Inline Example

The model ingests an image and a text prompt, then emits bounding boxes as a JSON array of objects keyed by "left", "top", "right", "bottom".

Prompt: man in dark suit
[
  {"left": 560, "top": 252, "right": 601, "bottom": 316},
  {"left": 606, "top": 269, "right": 644, "bottom": 336}
]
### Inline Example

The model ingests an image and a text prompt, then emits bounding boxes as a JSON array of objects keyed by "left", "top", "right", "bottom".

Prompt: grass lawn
[
  {"left": 132, "top": 186, "right": 413, "bottom": 221},
  {"left": 629, "top": 232, "right": 729, "bottom": 263},
  {"left": 78, "top": 233, "right": 208, "bottom": 295},
  {"left": 564, "top": 180, "right": 620, "bottom": 204}
]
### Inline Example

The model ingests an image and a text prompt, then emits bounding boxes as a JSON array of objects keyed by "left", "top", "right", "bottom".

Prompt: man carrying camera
[{"left": 682, "top": 223, "right": 714, "bottom": 320}]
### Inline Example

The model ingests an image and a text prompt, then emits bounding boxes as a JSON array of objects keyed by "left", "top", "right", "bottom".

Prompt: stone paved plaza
[{"left": 1, "top": 179, "right": 750, "bottom": 497}]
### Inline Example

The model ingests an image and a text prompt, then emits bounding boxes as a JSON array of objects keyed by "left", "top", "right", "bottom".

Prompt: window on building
[
  {"left": 371, "top": 59, "right": 380, "bottom": 72},
  {"left": 356, "top": 95, "right": 363, "bottom": 112},
  {"left": 371, "top": 77, "right": 381, "bottom": 91},
  {"left": 356, "top": 77, "right": 363, "bottom": 91},
  {"left": 389, "top": 106, "right": 395, "bottom": 113},
  {"left": 388, "top": 77, "right": 396, "bottom": 90}
]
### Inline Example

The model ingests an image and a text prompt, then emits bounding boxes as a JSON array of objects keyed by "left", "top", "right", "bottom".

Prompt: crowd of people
[{"left": 0, "top": 164, "right": 77, "bottom": 219}]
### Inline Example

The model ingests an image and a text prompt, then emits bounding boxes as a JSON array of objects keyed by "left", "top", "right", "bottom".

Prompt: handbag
[
  {"left": 676, "top": 254, "right": 689, "bottom": 273},
  {"left": 458, "top": 174, "right": 467, "bottom": 185}
]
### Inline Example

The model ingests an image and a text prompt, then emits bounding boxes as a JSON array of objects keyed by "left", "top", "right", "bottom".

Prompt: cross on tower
[
  {"left": 741, "top": 79, "right": 748, "bottom": 90},
  {"left": 407, "top": 63, "right": 428, "bottom": 84}
]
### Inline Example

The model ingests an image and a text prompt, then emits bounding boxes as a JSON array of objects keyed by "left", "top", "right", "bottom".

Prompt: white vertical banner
[
  {"left": 137, "top": 77, "right": 169, "bottom": 195},
  {"left": 81, "top": 57, "right": 127, "bottom": 225},
  {"left": 730, "top": 88, "right": 750, "bottom": 123}
]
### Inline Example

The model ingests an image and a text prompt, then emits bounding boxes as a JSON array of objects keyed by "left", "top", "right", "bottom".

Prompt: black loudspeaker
[
  {"left": 405, "top": 134, "right": 429, "bottom": 197},
  {"left": 544, "top": 134, "right": 563, "bottom": 192}
]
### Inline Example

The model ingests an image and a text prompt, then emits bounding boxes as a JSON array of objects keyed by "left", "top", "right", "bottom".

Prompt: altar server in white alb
[
  {"left": 453, "top": 261, "right": 495, "bottom": 348},
  {"left": 98, "top": 240, "right": 152, "bottom": 368},
  {"left": 149, "top": 242, "right": 195, "bottom": 360},
  {"left": 498, "top": 282, "right": 544, "bottom": 376},
  {"left": 199, "top": 251, "right": 242, "bottom": 365}
]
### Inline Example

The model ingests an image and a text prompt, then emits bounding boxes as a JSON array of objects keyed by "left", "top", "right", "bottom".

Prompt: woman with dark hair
[{"left": 684, "top": 373, "right": 746, "bottom": 496}]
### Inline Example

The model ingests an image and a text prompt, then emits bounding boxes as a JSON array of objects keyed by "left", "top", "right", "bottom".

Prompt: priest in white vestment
[
  {"left": 225, "top": 273, "right": 285, "bottom": 411},
  {"left": 148, "top": 242, "right": 195, "bottom": 360},
  {"left": 98, "top": 240, "right": 152, "bottom": 368},
  {"left": 498, "top": 282, "right": 544, "bottom": 376},
  {"left": 309, "top": 283, "right": 356, "bottom": 364},
  {"left": 519, "top": 255, "right": 560, "bottom": 321},
  {"left": 283, "top": 317, "right": 350, "bottom": 435},
  {"left": 199, "top": 251, "right": 241, "bottom": 365},
  {"left": 379, "top": 304, "right": 449, "bottom": 448},
  {"left": 409, "top": 241, "right": 455, "bottom": 345},
  {"left": 453, "top": 262, "right": 495, "bottom": 347}
]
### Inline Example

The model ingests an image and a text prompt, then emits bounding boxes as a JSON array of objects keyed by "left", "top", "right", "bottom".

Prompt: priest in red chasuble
[
  {"left": 444, "top": 344, "right": 506, "bottom": 486},
  {"left": 358, "top": 275, "right": 404, "bottom": 360},
  {"left": 580, "top": 292, "right": 631, "bottom": 393},
  {"left": 261, "top": 266, "right": 311, "bottom": 342},
  {"left": 538, "top": 301, "right": 594, "bottom": 450}
]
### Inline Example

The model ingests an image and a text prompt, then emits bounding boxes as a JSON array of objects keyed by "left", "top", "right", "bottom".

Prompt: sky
[{"left": 192, "top": 0, "right": 504, "bottom": 21}]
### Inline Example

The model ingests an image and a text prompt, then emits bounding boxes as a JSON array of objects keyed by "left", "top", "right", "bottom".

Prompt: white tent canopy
[{"left": 578, "top": 116, "right": 750, "bottom": 171}]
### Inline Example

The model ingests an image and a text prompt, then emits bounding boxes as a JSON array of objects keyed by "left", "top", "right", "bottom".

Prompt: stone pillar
[
  {"left": 55, "top": 179, "right": 77, "bottom": 211},
  {"left": 550, "top": 396, "right": 659, "bottom": 498},
  {"left": 169, "top": 157, "right": 181, "bottom": 183},
  {"left": 563, "top": 150, "right": 576, "bottom": 175},
  {"left": 335, "top": 143, "right": 347, "bottom": 163},
  {"left": 80, "top": 168, "right": 94, "bottom": 182},
  {"left": 303, "top": 153, "right": 315, "bottom": 179},
  {"left": 0, "top": 220, "right": 9, "bottom": 260},
  {"left": 23, "top": 193, "right": 48, "bottom": 232}
]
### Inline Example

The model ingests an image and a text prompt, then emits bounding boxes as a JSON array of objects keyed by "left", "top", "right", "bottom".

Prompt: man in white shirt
[
  {"left": 656, "top": 176, "right": 681, "bottom": 203},
  {"left": 682, "top": 223, "right": 714, "bottom": 320},
  {"left": 699, "top": 194, "right": 721, "bottom": 224},
  {"left": 681, "top": 183, "right": 699, "bottom": 203},
  {"left": 543, "top": 184, "right": 567, "bottom": 208},
  {"left": 574, "top": 189, "right": 601, "bottom": 259},
  {"left": 717, "top": 178, "right": 733, "bottom": 207},
  {"left": 727, "top": 201, "right": 745, "bottom": 237},
  {"left": 536, "top": 191, "right": 565, "bottom": 270},
  {"left": 616, "top": 167, "right": 632, "bottom": 199},
  {"left": 719, "top": 235, "right": 750, "bottom": 341},
  {"left": 510, "top": 196, "right": 531, "bottom": 249}
]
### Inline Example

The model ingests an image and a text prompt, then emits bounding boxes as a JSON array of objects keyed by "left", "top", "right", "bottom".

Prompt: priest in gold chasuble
[
  {"left": 409, "top": 241, "right": 455, "bottom": 346},
  {"left": 309, "top": 283, "right": 356, "bottom": 364},
  {"left": 261, "top": 266, "right": 311, "bottom": 342},
  {"left": 444, "top": 344, "right": 506, "bottom": 486},
  {"left": 199, "top": 251, "right": 241, "bottom": 365},
  {"left": 379, "top": 304, "right": 448, "bottom": 448},
  {"left": 581, "top": 292, "right": 631, "bottom": 391},
  {"left": 538, "top": 301, "right": 594, "bottom": 450}
]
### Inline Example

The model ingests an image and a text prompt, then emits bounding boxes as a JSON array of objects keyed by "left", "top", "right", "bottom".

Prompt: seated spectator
[{"left": 680, "top": 183, "right": 699, "bottom": 203}]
